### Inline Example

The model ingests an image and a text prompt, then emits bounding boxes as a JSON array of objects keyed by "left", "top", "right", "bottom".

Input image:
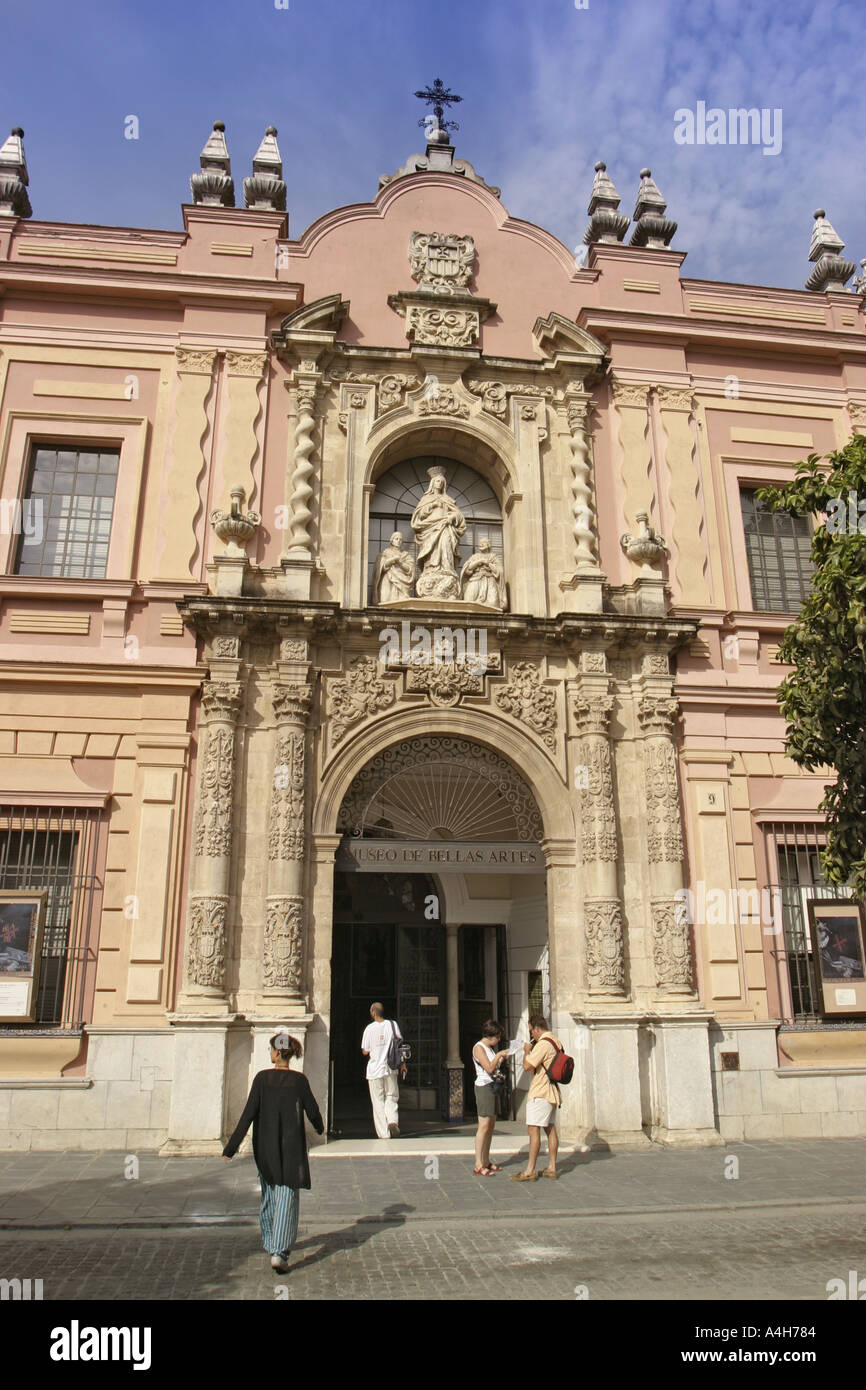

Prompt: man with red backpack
[{"left": 511, "top": 1013, "right": 567, "bottom": 1182}]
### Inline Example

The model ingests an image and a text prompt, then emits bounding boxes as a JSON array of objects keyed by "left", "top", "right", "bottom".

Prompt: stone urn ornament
[
  {"left": 620, "top": 511, "right": 668, "bottom": 567},
  {"left": 211, "top": 485, "right": 261, "bottom": 557}
]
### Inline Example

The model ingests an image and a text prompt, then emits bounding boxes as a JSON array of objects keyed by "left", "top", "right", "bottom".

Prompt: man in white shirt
[{"left": 361, "top": 1002, "right": 405, "bottom": 1139}]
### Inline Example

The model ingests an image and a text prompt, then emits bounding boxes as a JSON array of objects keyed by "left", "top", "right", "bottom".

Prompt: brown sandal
[{"left": 540, "top": 1169, "right": 559, "bottom": 1179}]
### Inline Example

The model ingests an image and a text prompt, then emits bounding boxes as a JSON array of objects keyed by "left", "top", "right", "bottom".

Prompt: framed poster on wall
[
  {"left": 807, "top": 898, "right": 866, "bottom": 1017},
  {"left": 0, "top": 891, "right": 47, "bottom": 1023}
]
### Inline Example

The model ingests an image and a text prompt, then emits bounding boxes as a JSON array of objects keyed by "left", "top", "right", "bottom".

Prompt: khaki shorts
[
  {"left": 525, "top": 1097, "right": 557, "bottom": 1128},
  {"left": 475, "top": 1083, "right": 497, "bottom": 1118}
]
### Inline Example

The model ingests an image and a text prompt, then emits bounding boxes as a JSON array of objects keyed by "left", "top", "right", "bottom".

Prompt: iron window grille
[
  {"left": 740, "top": 486, "right": 814, "bottom": 613},
  {"left": 0, "top": 805, "right": 104, "bottom": 1030},
  {"left": 14, "top": 443, "right": 120, "bottom": 578},
  {"left": 765, "top": 821, "right": 857, "bottom": 1023}
]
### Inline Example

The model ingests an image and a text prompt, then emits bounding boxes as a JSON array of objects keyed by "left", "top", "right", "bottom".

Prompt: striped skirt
[{"left": 259, "top": 1176, "right": 300, "bottom": 1257}]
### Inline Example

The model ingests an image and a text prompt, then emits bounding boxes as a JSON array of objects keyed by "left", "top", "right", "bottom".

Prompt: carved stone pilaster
[
  {"left": 572, "top": 692, "right": 617, "bottom": 863},
  {"left": 263, "top": 896, "right": 303, "bottom": 993},
  {"left": 584, "top": 898, "right": 626, "bottom": 994},
  {"left": 651, "top": 896, "right": 695, "bottom": 994},
  {"left": 268, "top": 683, "right": 311, "bottom": 862},
  {"left": 194, "top": 683, "right": 243, "bottom": 859},
  {"left": 186, "top": 893, "right": 229, "bottom": 991},
  {"left": 640, "top": 737, "right": 684, "bottom": 863}
]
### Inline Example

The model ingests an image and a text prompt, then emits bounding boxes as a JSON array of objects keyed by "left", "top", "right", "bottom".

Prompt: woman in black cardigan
[{"left": 223, "top": 1031, "right": 324, "bottom": 1274}]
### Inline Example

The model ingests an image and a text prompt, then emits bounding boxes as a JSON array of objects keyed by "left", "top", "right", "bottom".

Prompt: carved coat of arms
[{"left": 409, "top": 232, "right": 475, "bottom": 295}]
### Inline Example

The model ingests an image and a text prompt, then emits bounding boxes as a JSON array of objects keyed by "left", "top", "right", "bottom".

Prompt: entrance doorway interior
[{"left": 329, "top": 870, "right": 508, "bottom": 1136}]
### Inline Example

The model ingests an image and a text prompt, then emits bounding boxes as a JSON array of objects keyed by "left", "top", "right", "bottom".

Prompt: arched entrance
[{"left": 328, "top": 735, "right": 548, "bottom": 1135}]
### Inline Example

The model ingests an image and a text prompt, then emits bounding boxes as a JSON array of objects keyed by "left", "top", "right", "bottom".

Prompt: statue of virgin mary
[{"left": 410, "top": 467, "right": 466, "bottom": 599}]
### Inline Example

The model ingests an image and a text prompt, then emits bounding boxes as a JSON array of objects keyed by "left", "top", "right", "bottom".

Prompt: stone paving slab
[
  {"left": 0, "top": 1136, "right": 863, "bottom": 1228},
  {"left": 1, "top": 1201, "right": 864, "bottom": 1301}
]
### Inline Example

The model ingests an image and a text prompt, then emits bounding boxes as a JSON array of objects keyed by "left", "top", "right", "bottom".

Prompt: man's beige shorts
[{"left": 525, "top": 1097, "right": 557, "bottom": 1127}]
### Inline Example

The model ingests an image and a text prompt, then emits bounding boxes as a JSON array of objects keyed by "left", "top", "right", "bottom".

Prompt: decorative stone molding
[
  {"left": 225, "top": 350, "right": 269, "bottom": 378},
  {"left": 263, "top": 896, "right": 303, "bottom": 991},
  {"left": 175, "top": 346, "right": 217, "bottom": 375},
  {"left": 328, "top": 368, "right": 418, "bottom": 415},
  {"left": 641, "top": 652, "right": 670, "bottom": 676},
  {"left": 847, "top": 402, "right": 866, "bottom": 435},
  {"left": 404, "top": 303, "right": 479, "bottom": 348},
  {"left": 610, "top": 379, "right": 650, "bottom": 408},
  {"left": 409, "top": 231, "right": 475, "bottom": 295},
  {"left": 416, "top": 384, "right": 470, "bottom": 418},
  {"left": 465, "top": 379, "right": 553, "bottom": 419},
  {"left": 651, "top": 896, "right": 695, "bottom": 993},
  {"left": 580, "top": 651, "right": 607, "bottom": 674},
  {"left": 495, "top": 661, "right": 557, "bottom": 750},
  {"left": 406, "top": 659, "right": 485, "bottom": 708},
  {"left": 637, "top": 695, "right": 679, "bottom": 737},
  {"left": 186, "top": 894, "right": 229, "bottom": 990},
  {"left": 653, "top": 384, "right": 694, "bottom": 412},
  {"left": 272, "top": 683, "right": 312, "bottom": 723},
  {"left": 213, "top": 636, "right": 241, "bottom": 659},
  {"left": 328, "top": 657, "right": 396, "bottom": 744},
  {"left": 584, "top": 898, "right": 626, "bottom": 993},
  {"left": 201, "top": 681, "right": 244, "bottom": 722},
  {"left": 279, "top": 638, "right": 308, "bottom": 662}
]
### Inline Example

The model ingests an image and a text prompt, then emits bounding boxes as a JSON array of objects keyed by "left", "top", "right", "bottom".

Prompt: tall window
[
  {"left": 0, "top": 806, "right": 104, "bottom": 1028},
  {"left": 15, "top": 444, "right": 119, "bottom": 578},
  {"left": 766, "top": 822, "right": 856, "bottom": 1022},
  {"left": 368, "top": 456, "right": 502, "bottom": 603},
  {"left": 740, "top": 487, "right": 813, "bottom": 612}
]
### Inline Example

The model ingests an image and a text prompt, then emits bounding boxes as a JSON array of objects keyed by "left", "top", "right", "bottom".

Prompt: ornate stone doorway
[{"left": 330, "top": 735, "right": 547, "bottom": 1132}]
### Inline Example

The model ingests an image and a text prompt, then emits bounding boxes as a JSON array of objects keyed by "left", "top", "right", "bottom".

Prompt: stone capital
[{"left": 201, "top": 681, "right": 244, "bottom": 723}]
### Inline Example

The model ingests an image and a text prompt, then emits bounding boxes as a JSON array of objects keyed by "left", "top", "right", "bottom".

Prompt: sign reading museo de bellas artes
[{"left": 337, "top": 838, "right": 543, "bottom": 874}]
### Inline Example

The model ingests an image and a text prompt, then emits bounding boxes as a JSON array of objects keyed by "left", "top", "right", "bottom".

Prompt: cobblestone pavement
[
  {"left": 0, "top": 1137, "right": 864, "bottom": 1228},
  {"left": 0, "top": 1201, "right": 864, "bottom": 1301}
]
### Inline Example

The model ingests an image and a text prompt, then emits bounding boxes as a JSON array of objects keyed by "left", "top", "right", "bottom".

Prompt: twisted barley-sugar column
[
  {"left": 566, "top": 396, "right": 599, "bottom": 569},
  {"left": 572, "top": 683, "right": 627, "bottom": 997},
  {"left": 284, "top": 381, "right": 317, "bottom": 559},
  {"left": 264, "top": 682, "right": 313, "bottom": 1003},
  {"left": 182, "top": 680, "right": 244, "bottom": 1005},
  {"left": 637, "top": 692, "right": 696, "bottom": 997}
]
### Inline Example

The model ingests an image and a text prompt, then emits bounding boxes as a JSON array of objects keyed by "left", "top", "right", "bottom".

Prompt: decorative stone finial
[
  {"left": 630, "top": 168, "right": 676, "bottom": 249},
  {"left": 0, "top": 127, "right": 32, "bottom": 218},
  {"left": 620, "top": 512, "right": 668, "bottom": 566},
  {"left": 211, "top": 485, "right": 261, "bottom": 556},
  {"left": 244, "top": 127, "right": 287, "bottom": 211},
  {"left": 805, "top": 209, "right": 855, "bottom": 292},
  {"left": 584, "top": 161, "right": 629, "bottom": 246},
  {"left": 191, "top": 121, "right": 235, "bottom": 207},
  {"left": 852, "top": 260, "right": 866, "bottom": 299}
]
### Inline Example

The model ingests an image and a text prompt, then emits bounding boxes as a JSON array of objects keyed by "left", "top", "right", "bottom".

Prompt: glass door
[{"left": 396, "top": 923, "right": 444, "bottom": 1111}]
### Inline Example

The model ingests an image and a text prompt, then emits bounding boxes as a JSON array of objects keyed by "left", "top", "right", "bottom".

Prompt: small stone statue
[
  {"left": 460, "top": 538, "right": 506, "bottom": 609},
  {"left": 373, "top": 532, "right": 416, "bottom": 603}
]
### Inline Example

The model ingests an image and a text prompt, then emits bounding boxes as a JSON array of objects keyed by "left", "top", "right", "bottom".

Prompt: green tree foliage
[{"left": 756, "top": 434, "right": 866, "bottom": 898}]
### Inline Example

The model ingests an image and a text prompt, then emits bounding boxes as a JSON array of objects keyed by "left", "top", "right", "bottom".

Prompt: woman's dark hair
[
  {"left": 482, "top": 1019, "right": 504, "bottom": 1041},
  {"left": 270, "top": 1033, "right": 302, "bottom": 1061}
]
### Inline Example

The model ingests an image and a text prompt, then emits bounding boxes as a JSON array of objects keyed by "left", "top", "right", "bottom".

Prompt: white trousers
[{"left": 368, "top": 1070, "right": 400, "bottom": 1138}]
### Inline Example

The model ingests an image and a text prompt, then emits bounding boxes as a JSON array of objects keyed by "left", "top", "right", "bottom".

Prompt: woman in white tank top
[{"left": 472, "top": 1020, "right": 509, "bottom": 1176}]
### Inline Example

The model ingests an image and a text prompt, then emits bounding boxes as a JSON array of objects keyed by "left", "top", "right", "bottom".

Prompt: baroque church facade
[{"left": 1, "top": 107, "right": 865, "bottom": 1151}]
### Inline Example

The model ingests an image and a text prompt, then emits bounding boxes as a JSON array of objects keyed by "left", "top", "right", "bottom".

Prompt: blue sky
[{"left": 4, "top": 0, "right": 865, "bottom": 290}]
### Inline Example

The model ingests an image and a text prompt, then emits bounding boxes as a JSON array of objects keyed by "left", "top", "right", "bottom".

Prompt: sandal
[
  {"left": 510, "top": 1171, "right": 538, "bottom": 1182},
  {"left": 473, "top": 1165, "right": 495, "bottom": 1176},
  {"left": 486, "top": 1163, "right": 503, "bottom": 1172},
  {"left": 540, "top": 1169, "right": 559, "bottom": 1179}
]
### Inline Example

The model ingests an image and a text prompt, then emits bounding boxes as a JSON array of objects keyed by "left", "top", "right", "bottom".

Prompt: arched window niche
[{"left": 367, "top": 456, "right": 506, "bottom": 608}]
